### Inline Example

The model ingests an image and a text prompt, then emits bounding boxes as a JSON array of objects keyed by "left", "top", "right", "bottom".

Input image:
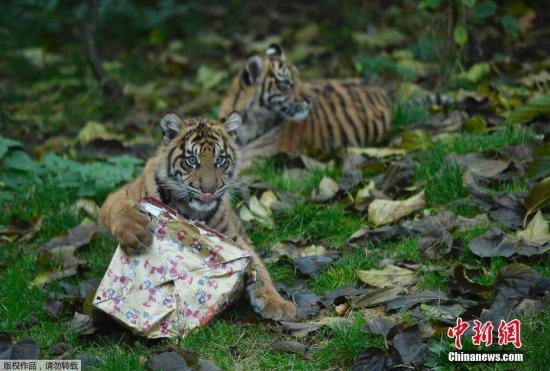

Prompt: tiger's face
[
  {"left": 221, "top": 44, "right": 312, "bottom": 145},
  {"left": 156, "top": 112, "right": 241, "bottom": 213}
]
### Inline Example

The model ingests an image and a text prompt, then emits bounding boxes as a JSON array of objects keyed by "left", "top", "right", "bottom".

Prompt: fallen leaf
[
  {"left": 467, "top": 183, "right": 526, "bottom": 229},
  {"left": 77, "top": 121, "right": 121, "bottom": 145},
  {"left": 481, "top": 264, "right": 550, "bottom": 328},
  {"left": 347, "top": 225, "right": 412, "bottom": 246},
  {"left": 32, "top": 267, "right": 81, "bottom": 288},
  {"left": 385, "top": 290, "right": 449, "bottom": 311},
  {"left": 454, "top": 214, "right": 490, "bottom": 232},
  {"left": 469, "top": 227, "right": 546, "bottom": 258},
  {"left": 379, "top": 157, "right": 415, "bottom": 194},
  {"left": 0, "top": 216, "right": 44, "bottom": 244},
  {"left": 241, "top": 196, "right": 273, "bottom": 227},
  {"left": 407, "top": 111, "right": 466, "bottom": 135},
  {"left": 364, "top": 318, "right": 395, "bottom": 338},
  {"left": 78, "top": 278, "right": 101, "bottom": 300},
  {"left": 271, "top": 340, "right": 307, "bottom": 355},
  {"left": 164, "top": 345, "right": 200, "bottom": 366},
  {"left": 506, "top": 93, "right": 550, "bottom": 124},
  {"left": 11, "top": 337, "right": 40, "bottom": 360},
  {"left": 72, "top": 199, "right": 100, "bottom": 220},
  {"left": 43, "top": 298, "right": 64, "bottom": 319},
  {"left": 368, "top": 191, "right": 425, "bottom": 227},
  {"left": 68, "top": 312, "right": 97, "bottom": 336},
  {"left": 300, "top": 155, "right": 327, "bottom": 171},
  {"left": 450, "top": 153, "right": 510, "bottom": 180},
  {"left": 321, "top": 286, "right": 373, "bottom": 308},
  {"left": 335, "top": 303, "right": 349, "bottom": 316},
  {"left": 249, "top": 195, "right": 271, "bottom": 218},
  {"left": 391, "top": 325, "right": 426, "bottom": 366},
  {"left": 463, "top": 115, "right": 487, "bottom": 133},
  {"left": 147, "top": 351, "right": 190, "bottom": 371},
  {"left": 282, "top": 317, "right": 354, "bottom": 337},
  {"left": 348, "top": 147, "right": 408, "bottom": 158},
  {"left": 451, "top": 265, "right": 492, "bottom": 296},
  {"left": 514, "top": 298, "right": 547, "bottom": 317},
  {"left": 311, "top": 176, "right": 339, "bottom": 202},
  {"left": 50, "top": 342, "right": 73, "bottom": 358},
  {"left": 456, "top": 62, "right": 490, "bottom": 83},
  {"left": 351, "top": 286, "right": 405, "bottom": 308},
  {"left": 351, "top": 347, "right": 400, "bottom": 371},
  {"left": 197, "top": 359, "right": 221, "bottom": 371},
  {"left": 265, "top": 243, "right": 337, "bottom": 268},
  {"left": 259, "top": 190, "right": 278, "bottom": 210},
  {"left": 523, "top": 178, "right": 550, "bottom": 220},
  {"left": 0, "top": 332, "right": 13, "bottom": 359},
  {"left": 354, "top": 182, "right": 376, "bottom": 209},
  {"left": 356, "top": 265, "right": 416, "bottom": 288},
  {"left": 33, "top": 243, "right": 87, "bottom": 287},
  {"left": 15, "top": 314, "right": 39, "bottom": 331},
  {"left": 276, "top": 281, "right": 321, "bottom": 318},
  {"left": 39, "top": 224, "right": 97, "bottom": 254},
  {"left": 338, "top": 170, "right": 363, "bottom": 191},
  {"left": 419, "top": 303, "right": 465, "bottom": 324},
  {"left": 294, "top": 253, "right": 340, "bottom": 278},
  {"left": 526, "top": 144, "right": 550, "bottom": 181},
  {"left": 76, "top": 354, "right": 98, "bottom": 369},
  {"left": 516, "top": 211, "right": 550, "bottom": 246},
  {"left": 400, "top": 129, "right": 432, "bottom": 151}
]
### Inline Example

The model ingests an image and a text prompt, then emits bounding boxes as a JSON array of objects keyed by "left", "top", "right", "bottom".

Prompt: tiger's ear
[
  {"left": 223, "top": 112, "right": 241, "bottom": 135},
  {"left": 160, "top": 112, "right": 183, "bottom": 145},
  {"left": 243, "top": 56, "right": 263, "bottom": 85},
  {"left": 266, "top": 44, "right": 284, "bottom": 59}
]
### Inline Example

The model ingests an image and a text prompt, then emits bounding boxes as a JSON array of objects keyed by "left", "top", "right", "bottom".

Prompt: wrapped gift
[{"left": 93, "top": 197, "right": 251, "bottom": 338}]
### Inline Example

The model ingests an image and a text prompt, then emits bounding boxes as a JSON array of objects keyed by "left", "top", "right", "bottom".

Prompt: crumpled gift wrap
[{"left": 93, "top": 197, "right": 251, "bottom": 338}]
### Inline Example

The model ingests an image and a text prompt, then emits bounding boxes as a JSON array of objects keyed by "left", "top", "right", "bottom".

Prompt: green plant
[{"left": 0, "top": 137, "right": 142, "bottom": 201}]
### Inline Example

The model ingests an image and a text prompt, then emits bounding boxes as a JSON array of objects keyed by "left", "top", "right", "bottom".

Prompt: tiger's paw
[
  {"left": 249, "top": 287, "right": 296, "bottom": 321},
  {"left": 112, "top": 209, "right": 153, "bottom": 256}
]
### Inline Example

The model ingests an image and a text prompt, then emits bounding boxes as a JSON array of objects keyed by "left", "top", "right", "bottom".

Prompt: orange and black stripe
[{"left": 278, "top": 79, "right": 392, "bottom": 154}]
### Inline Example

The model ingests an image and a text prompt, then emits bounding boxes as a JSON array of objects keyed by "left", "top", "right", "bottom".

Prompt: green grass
[
  {"left": 311, "top": 237, "right": 420, "bottom": 294},
  {"left": 243, "top": 158, "right": 342, "bottom": 196},
  {"left": 249, "top": 202, "right": 364, "bottom": 251},
  {"left": 392, "top": 102, "right": 431, "bottom": 129},
  {"left": 414, "top": 124, "right": 536, "bottom": 208},
  {"left": 312, "top": 314, "right": 384, "bottom": 368}
]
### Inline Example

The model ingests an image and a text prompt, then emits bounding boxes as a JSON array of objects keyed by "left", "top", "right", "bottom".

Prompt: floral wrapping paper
[{"left": 93, "top": 197, "right": 251, "bottom": 339}]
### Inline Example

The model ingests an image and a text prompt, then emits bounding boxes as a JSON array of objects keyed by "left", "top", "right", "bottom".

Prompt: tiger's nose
[{"left": 199, "top": 192, "right": 214, "bottom": 202}]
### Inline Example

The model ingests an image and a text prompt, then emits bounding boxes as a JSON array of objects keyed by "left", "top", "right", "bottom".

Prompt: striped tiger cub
[
  {"left": 99, "top": 112, "right": 296, "bottom": 321},
  {"left": 220, "top": 44, "right": 392, "bottom": 158}
]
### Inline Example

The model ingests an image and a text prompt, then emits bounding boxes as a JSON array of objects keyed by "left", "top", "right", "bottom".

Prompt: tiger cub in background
[
  {"left": 220, "top": 44, "right": 392, "bottom": 158},
  {"left": 99, "top": 112, "right": 296, "bottom": 321}
]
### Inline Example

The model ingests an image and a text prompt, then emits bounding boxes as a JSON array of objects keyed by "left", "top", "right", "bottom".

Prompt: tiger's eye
[
  {"left": 186, "top": 156, "right": 198, "bottom": 167},
  {"left": 277, "top": 79, "right": 293, "bottom": 93},
  {"left": 215, "top": 156, "right": 225, "bottom": 167}
]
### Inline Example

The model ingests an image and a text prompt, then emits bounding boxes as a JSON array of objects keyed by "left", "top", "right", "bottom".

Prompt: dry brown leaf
[
  {"left": 311, "top": 176, "right": 339, "bottom": 202},
  {"left": 335, "top": 303, "right": 350, "bottom": 316},
  {"left": 348, "top": 147, "right": 408, "bottom": 158},
  {"left": 368, "top": 191, "right": 425, "bottom": 227},
  {"left": 356, "top": 265, "right": 416, "bottom": 288},
  {"left": 516, "top": 211, "right": 550, "bottom": 246}
]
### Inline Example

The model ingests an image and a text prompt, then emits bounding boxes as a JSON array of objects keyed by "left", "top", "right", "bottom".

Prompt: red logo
[
  {"left": 497, "top": 319, "right": 522, "bottom": 348},
  {"left": 447, "top": 318, "right": 522, "bottom": 350}
]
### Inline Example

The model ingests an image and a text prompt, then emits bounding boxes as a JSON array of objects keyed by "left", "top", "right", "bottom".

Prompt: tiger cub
[
  {"left": 220, "top": 44, "right": 392, "bottom": 158},
  {"left": 99, "top": 112, "right": 296, "bottom": 321}
]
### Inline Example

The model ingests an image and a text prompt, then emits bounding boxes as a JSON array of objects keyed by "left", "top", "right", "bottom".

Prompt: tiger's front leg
[
  {"left": 235, "top": 236, "right": 297, "bottom": 321},
  {"left": 99, "top": 185, "right": 154, "bottom": 256}
]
